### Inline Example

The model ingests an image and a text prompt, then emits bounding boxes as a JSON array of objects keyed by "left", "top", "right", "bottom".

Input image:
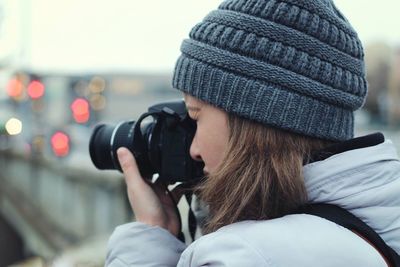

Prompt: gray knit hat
[{"left": 172, "top": 0, "right": 367, "bottom": 141}]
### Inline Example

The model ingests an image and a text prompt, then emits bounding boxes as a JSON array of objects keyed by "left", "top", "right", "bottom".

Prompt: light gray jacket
[{"left": 106, "top": 140, "right": 400, "bottom": 266}]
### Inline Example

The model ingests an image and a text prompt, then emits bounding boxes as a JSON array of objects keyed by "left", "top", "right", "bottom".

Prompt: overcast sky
[{"left": 1, "top": 0, "right": 399, "bottom": 73}]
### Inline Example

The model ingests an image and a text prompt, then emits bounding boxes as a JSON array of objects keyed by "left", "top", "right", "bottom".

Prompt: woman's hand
[{"left": 117, "top": 147, "right": 183, "bottom": 236}]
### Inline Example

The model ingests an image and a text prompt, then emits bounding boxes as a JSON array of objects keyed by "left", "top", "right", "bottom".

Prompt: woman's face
[{"left": 184, "top": 94, "right": 230, "bottom": 175}]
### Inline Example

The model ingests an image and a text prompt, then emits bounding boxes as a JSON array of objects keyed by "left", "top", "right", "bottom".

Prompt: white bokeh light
[{"left": 5, "top": 117, "right": 23, "bottom": 135}]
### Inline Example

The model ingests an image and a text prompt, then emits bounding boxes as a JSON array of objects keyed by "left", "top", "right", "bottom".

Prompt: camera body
[{"left": 89, "top": 100, "right": 204, "bottom": 185}]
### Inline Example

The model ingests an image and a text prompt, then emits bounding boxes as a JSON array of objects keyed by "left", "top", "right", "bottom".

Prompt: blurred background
[{"left": 0, "top": 0, "right": 399, "bottom": 266}]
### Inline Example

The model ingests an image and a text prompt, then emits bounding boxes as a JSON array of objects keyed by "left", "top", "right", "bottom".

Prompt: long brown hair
[{"left": 196, "top": 114, "right": 333, "bottom": 234}]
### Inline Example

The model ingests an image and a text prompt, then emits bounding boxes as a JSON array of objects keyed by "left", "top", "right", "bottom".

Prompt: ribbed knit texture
[{"left": 172, "top": 0, "right": 367, "bottom": 141}]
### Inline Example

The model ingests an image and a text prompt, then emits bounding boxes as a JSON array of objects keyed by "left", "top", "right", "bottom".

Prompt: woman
[{"left": 106, "top": 0, "right": 400, "bottom": 266}]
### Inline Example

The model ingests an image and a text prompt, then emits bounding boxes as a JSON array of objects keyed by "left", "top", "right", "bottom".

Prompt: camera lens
[{"left": 89, "top": 121, "right": 136, "bottom": 170}]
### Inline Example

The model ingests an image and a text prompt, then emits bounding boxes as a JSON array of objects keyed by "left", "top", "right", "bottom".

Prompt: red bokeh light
[
  {"left": 70, "top": 98, "right": 90, "bottom": 123},
  {"left": 27, "top": 80, "right": 45, "bottom": 99},
  {"left": 7, "top": 79, "right": 24, "bottom": 98},
  {"left": 51, "top": 132, "right": 70, "bottom": 157}
]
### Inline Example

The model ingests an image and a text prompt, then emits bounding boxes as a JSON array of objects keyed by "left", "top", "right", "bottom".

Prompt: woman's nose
[{"left": 189, "top": 137, "right": 202, "bottom": 162}]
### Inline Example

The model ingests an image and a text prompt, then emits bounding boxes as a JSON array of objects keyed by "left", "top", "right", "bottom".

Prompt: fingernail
[{"left": 117, "top": 147, "right": 127, "bottom": 161}]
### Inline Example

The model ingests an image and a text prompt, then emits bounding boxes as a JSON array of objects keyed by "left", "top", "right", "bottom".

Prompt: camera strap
[
  {"left": 295, "top": 203, "right": 400, "bottom": 267},
  {"left": 185, "top": 193, "right": 198, "bottom": 242},
  {"left": 164, "top": 185, "right": 197, "bottom": 243}
]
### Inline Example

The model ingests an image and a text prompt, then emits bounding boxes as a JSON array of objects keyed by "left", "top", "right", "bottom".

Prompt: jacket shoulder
[
  {"left": 179, "top": 214, "right": 387, "bottom": 267},
  {"left": 106, "top": 222, "right": 186, "bottom": 266},
  {"left": 178, "top": 226, "right": 275, "bottom": 266}
]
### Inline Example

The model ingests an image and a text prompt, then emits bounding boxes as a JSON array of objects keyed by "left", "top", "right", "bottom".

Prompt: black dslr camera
[{"left": 89, "top": 100, "right": 204, "bottom": 184}]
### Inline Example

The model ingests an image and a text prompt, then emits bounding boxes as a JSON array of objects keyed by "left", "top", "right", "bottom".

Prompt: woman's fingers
[
  {"left": 152, "top": 179, "right": 185, "bottom": 207},
  {"left": 117, "top": 148, "right": 164, "bottom": 222},
  {"left": 170, "top": 184, "right": 186, "bottom": 203},
  {"left": 150, "top": 181, "right": 185, "bottom": 236},
  {"left": 116, "top": 147, "right": 182, "bottom": 235},
  {"left": 117, "top": 147, "right": 146, "bottom": 190}
]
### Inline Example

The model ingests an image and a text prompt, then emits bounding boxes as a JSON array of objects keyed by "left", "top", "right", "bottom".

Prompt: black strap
[
  {"left": 164, "top": 185, "right": 185, "bottom": 243},
  {"left": 295, "top": 204, "right": 400, "bottom": 266},
  {"left": 174, "top": 191, "right": 197, "bottom": 243},
  {"left": 308, "top": 133, "right": 384, "bottom": 164},
  {"left": 185, "top": 193, "right": 197, "bottom": 242}
]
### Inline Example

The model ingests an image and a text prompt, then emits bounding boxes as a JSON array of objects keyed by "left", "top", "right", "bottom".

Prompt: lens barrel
[{"left": 89, "top": 121, "right": 136, "bottom": 170}]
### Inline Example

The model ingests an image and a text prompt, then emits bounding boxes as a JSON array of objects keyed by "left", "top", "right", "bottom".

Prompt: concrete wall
[{"left": 0, "top": 148, "right": 130, "bottom": 259}]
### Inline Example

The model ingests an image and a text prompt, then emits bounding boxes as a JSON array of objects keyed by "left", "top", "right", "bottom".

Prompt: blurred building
[
  {"left": 365, "top": 42, "right": 400, "bottom": 128},
  {"left": 388, "top": 47, "right": 400, "bottom": 126}
]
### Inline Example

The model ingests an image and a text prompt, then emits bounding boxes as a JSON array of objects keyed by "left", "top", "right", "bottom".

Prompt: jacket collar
[{"left": 308, "top": 132, "right": 385, "bottom": 164}]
